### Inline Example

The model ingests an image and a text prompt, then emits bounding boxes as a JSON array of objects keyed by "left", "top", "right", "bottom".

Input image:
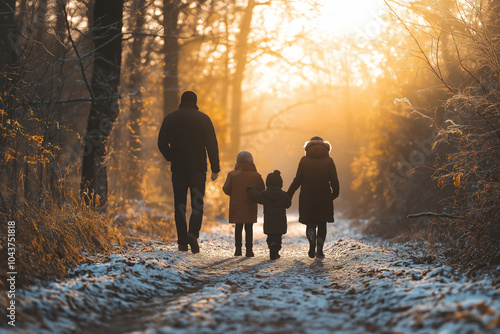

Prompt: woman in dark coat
[{"left": 287, "top": 136, "right": 340, "bottom": 259}]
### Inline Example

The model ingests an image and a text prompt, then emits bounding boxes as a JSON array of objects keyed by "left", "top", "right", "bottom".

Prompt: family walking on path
[{"left": 158, "top": 91, "right": 340, "bottom": 260}]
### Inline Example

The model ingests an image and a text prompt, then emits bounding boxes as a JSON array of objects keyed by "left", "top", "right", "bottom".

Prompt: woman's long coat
[
  {"left": 223, "top": 162, "right": 265, "bottom": 224},
  {"left": 287, "top": 140, "right": 340, "bottom": 224}
]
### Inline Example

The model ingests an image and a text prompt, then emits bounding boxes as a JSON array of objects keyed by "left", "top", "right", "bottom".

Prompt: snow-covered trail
[
  {"left": 7, "top": 220, "right": 500, "bottom": 334},
  {"left": 85, "top": 223, "right": 358, "bottom": 334}
]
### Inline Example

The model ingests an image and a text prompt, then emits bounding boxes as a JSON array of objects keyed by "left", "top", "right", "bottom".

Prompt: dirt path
[{"left": 9, "top": 220, "right": 500, "bottom": 334}]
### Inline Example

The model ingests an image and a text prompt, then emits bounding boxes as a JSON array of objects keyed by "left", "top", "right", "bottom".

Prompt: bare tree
[
  {"left": 81, "top": 0, "right": 124, "bottom": 209},
  {"left": 386, "top": 0, "right": 500, "bottom": 264},
  {"left": 229, "top": 0, "right": 257, "bottom": 153},
  {"left": 162, "top": 0, "right": 181, "bottom": 115},
  {"left": 122, "top": 0, "right": 148, "bottom": 200},
  {"left": 0, "top": 0, "right": 17, "bottom": 76}
]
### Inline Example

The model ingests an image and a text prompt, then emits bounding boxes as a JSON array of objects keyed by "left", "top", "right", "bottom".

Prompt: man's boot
[
  {"left": 307, "top": 227, "right": 316, "bottom": 258},
  {"left": 187, "top": 234, "right": 199, "bottom": 254}
]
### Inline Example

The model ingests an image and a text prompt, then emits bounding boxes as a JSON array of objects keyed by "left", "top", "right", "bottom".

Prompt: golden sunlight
[
  {"left": 251, "top": 0, "right": 387, "bottom": 95},
  {"left": 318, "top": 0, "right": 382, "bottom": 33}
]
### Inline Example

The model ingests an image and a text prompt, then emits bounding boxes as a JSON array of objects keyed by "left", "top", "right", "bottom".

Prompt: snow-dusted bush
[{"left": 432, "top": 89, "right": 500, "bottom": 265}]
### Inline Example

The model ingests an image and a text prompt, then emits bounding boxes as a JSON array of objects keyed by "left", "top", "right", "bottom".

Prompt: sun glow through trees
[
  {"left": 249, "top": 0, "right": 387, "bottom": 95},
  {"left": 319, "top": 0, "right": 383, "bottom": 33}
]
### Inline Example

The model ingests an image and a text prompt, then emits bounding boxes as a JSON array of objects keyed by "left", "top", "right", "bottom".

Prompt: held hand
[{"left": 211, "top": 172, "right": 219, "bottom": 181}]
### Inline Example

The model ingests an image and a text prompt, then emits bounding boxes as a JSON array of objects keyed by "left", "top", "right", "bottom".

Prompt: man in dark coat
[
  {"left": 247, "top": 170, "right": 291, "bottom": 260},
  {"left": 288, "top": 136, "right": 340, "bottom": 259},
  {"left": 158, "top": 91, "right": 220, "bottom": 253}
]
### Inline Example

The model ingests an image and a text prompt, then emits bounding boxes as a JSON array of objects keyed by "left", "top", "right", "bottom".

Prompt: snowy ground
[{"left": 4, "top": 217, "right": 500, "bottom": 334}]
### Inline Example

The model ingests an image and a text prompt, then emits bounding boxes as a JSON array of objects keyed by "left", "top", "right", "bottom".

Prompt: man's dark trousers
[{"left": 172, "top": 171, "right": 206, "bottom": 246}]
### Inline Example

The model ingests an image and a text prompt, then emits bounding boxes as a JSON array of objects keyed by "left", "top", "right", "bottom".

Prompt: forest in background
[{"left": 0, "top": 0, "right": 499, "bottom": 286}]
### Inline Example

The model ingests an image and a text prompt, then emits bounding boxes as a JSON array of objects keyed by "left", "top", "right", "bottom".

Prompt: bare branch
[
  {"left": 384, "top": 0, "right": 457, "bottom": 94},
  {"left": 407, "top": 212, "right": 461, "bottom": 219},
  {"left": 61, "top": 3, "right": 94, "bottom": 101},
  {"left": 241, "top": 98, "right": 328, "bottom": 136},
  {"left": 24, "top": 91, "right": 140, "bottom": 106}
]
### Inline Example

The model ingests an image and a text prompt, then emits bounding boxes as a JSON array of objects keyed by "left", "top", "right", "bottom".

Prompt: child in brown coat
[{"left": 223, "top": 151, "right": 265, "bottom": 257}]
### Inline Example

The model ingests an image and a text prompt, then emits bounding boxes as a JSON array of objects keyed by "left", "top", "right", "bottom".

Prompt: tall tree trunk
[
  {"left": 125, "top": 0, "right": 146, "bottom": 200},
  {"left": 231, "top": 0, "right": 255, "bottom": 154},
  {"left": 341, "top": 48, "right": 355, "bottom": 146},
  {"left": 0, "top": 0, "right": 17, "bottom": 81},
  {"left": 34, "top": 0, "right": 47, "bottom": 43},
  {"left": 488, "top": 0, "right": 500, "bottom": 61},
  {"left": 438, "top": 0, "right": 461, "bottom": 86},
  {"left": 163, "top": 0, "right": 180, "bottom": 115},
  {"left": 221, "top": 13, "right": 230, "bottom": 112},
  {"left": 0, "top": 0, "right": 18, "bottom": 210},
  {"left": 50, "top": 0, "right": 68, "bottom": 204},
  {"left": 81, "top": 0, "right": 123, "bottom": 209}
]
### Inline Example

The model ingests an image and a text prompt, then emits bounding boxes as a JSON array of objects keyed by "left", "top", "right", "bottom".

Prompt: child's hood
[
  {"left": 235, "top": 162, "right": 257, "bottom": 171},
  {"left": 304, "top": 138, "right": 331, "bottom": 159},
  {"left": 305, "top": 143, "right": 330, "bottom": 159}
]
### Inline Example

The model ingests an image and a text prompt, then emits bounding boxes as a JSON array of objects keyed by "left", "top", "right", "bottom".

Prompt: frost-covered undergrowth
[{"left": 5, "top": 218, "right": 500, "bottom": 334}]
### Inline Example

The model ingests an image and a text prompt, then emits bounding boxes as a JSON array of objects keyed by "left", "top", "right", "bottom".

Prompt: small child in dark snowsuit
[{"left": 247, "top": 170, "right": 291, "bottom": 260}]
